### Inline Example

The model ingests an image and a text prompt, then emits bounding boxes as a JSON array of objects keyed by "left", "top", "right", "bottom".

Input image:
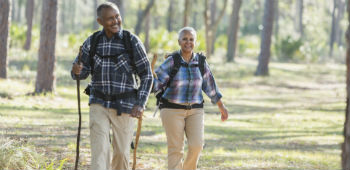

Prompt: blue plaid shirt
[
  {"left": 71, "top": 29, "right": 153, "bottom": 113},
  {"left": 152, "top": 51, "right": 222, "bottom": 104}
]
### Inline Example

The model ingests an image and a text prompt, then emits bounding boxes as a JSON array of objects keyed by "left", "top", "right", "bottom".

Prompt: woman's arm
[{"left": 216, "top": 99, "right": 228, "bottom": 121}]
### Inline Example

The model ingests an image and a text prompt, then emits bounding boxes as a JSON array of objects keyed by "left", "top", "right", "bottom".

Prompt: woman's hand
[{"left": 217, "top": 100, "right": 228, "bottom": 121}]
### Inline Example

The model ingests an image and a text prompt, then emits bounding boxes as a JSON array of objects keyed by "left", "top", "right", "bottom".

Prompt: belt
[
  {"left": 92, "top": 90, "right": 137, "bottom": 115},
  {"left": 159, "top": 98, "right": 203, "bottom": 110}
]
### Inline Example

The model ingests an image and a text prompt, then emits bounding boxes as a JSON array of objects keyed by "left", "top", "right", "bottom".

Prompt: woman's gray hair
[
  {"left": 97, "top": 2, "right": 119, "bottom": 18},
  {"left": 178, "top": 27, "right": 197, "bottom": 40}
]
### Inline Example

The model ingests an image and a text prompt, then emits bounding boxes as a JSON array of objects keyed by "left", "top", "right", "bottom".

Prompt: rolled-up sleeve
[{"left": 201, "top": 61, "right": 222, "bottom": 104}]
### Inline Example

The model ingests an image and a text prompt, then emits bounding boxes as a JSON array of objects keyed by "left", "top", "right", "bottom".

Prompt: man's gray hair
[
  {"left": 178, "top": 27, "right": 197, "bottom": 40},
  {"left": 97, "top": 2, "right": 119, "bottom": 18}
]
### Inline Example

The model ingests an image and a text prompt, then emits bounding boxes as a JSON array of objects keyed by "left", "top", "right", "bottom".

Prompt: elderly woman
[{"left": 152, "top": 27, "right": 228, "bottom": 170}]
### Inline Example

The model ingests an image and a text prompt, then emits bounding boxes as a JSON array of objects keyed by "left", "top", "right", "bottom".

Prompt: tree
[
  {"left": 330, "top": 0, "right": 346, "bottom": 57},
  {"left": 0, "top": 0, "right": 11, "bottom": 79},
  {"left": 134, "top": 0, "right": 155, "bottom": 35},
  {"left": 109, "top": 0, "right": 124, "bottom": 20},
  {"left": 24, "top": 0, "right": 34, "bottom": 50},
  {"left": 204, "top": 0, "right": 228, "bottom": 58},
  {"left": 144, "top": 12, "right": 151, "bottom": 53},
  {"left": 93, "top": 0, "right": 99, "bottom": 30},
  {"left": 226, "top": 0, "right": 242, "bottom": 62},
  {"left": 295, "top": 0, "right": 303, "bottom": 37},
  {"left": 255, "top": 0, "right": 275, "bottom": 76},
  {"left": 35, "top": 0, "right": 58, "bottom": 93},
  {"left": 183, "top": 0, "right": 190, "bottom": 27},
  {"left": 342, "top": 1, "right": 350, "bottom": 169},
  {"left": 167, "top": 0, "right": 175, "bottom": 31}
]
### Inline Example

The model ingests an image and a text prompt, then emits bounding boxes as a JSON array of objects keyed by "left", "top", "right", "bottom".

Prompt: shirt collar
[
  {"left": 101, "top": 28, "right": 123, "bottom": 40},
  {"left": 178, "top": 50, "right": 197, "bottom": 62}
]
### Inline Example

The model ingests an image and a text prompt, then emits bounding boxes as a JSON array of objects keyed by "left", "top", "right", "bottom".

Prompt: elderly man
[{"left": 71, "top": 2, "right": 153, "bottom": 170}]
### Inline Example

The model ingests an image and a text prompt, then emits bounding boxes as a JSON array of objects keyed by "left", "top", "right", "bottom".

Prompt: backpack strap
[
  {"left": 122, "top": 30, "right": 137, "bottom": 72},
  {"left": 197, "top": 53, "right": 206, "bottom": 77},
  {"left": 89, "top": 31, "right": 102, "bottom": 76}
]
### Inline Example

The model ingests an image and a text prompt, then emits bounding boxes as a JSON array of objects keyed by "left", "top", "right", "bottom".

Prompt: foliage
[
  {"left": 0, "top": 139, "right": 67, "bottom": 170},
  {"left": 238, "top": 35, "right": 260, "bottom": 58},
  {"left": 275, "top": 35, "right": 304, "bottom": 61},
  {"left": 9, "top": 24, "right": 27, "bottom": 48}
]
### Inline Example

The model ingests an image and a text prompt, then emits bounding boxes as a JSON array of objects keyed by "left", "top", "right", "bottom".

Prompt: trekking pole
[
  {"left": 74, "top": 46, "right": 83, "bottom": 170},
  {"left": 132, "top": 53, "right": 158, "bottom": 170}
]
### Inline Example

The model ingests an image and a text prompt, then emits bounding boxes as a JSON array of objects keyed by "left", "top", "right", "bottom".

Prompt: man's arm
[
  {"left": 71, "top": 37, "right": 92, "bottom": 80},
  {"left": 130, "top": 34, "right": 153, "bottom": 110}
]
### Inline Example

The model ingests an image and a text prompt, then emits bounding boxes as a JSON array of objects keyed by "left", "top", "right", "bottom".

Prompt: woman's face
[{"left": 178, "top": 31, "right": 196, "bottom": 54}]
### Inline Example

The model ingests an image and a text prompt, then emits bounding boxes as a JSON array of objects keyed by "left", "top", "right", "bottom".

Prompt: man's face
[
  {"left": 178, "top": 31, "right": 196, "bottom": 54},
  {"left": 97, "top": 7, "right": 122, "bottom": 37}
]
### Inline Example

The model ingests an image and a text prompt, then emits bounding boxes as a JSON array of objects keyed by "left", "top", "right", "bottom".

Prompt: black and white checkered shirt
[{"left": 71, "top": 29, "right": 153, "bottom": 114}]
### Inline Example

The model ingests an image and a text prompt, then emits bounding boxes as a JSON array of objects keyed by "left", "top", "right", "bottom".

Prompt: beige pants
[
  {"left": 160, "top": 108, "right": 204, "bottom": 170},
  {"left": 89, "top": 104, "right": 135, "bottom": 170}
]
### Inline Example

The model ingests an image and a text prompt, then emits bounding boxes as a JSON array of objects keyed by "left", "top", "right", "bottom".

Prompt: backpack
[
  {"left": 155, "top": 52, "right": 206, "bottom": 105},
  {"left": 88, "top": 30, "right": 137, "bottom": 76},
  {"left": 84, "top": 30, "right": 138, "bottom": 96}
]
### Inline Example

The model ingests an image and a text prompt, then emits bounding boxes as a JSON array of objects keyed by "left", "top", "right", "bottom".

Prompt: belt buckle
[{"left": 185, "top": 105, "right": 192, "bottom": 110}]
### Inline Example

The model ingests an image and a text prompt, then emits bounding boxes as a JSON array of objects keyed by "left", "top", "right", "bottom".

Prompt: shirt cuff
[{"left": 210, "top": 93, "right": 222, "bottom": 104}]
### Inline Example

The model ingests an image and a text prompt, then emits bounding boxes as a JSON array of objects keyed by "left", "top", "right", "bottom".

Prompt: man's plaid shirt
[{"left": 71, "top": 29, "right": 153, "bottom": 114}]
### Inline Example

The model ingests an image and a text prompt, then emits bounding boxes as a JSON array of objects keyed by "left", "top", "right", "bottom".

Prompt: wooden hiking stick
[
  {"left": 132, "top": 54, "right": 158, "bottom": 170},
  {"left": 74, "top": 46, "right": 83, "bottom": 170}
]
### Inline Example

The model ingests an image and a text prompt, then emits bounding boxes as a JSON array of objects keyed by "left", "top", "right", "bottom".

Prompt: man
[{"left": 71, "top": 2, "right": 153, "bottom": 170}]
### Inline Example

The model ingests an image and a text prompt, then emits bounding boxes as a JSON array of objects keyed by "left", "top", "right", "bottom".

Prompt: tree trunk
[
  {"left": 93, "top": 0, "right": 99, "bottom": 30},
  {"left": 226, "top": 0, "right": 242, "bottom": 62},
  {"left": 109, "top": 0, "right": 124, "bottom": 20},
  {"left": 330, "top": 0, "right": 338, "bottom": 57},
  {"left": 295, "top": 0, "right": 303, "bottom": 37},
  {"left": 134, "top": 0, "right": 155, "bottom": 35},
  {"left": 274, "top": 0, "right": 279, "bottom": 41},
  {"left": 24, "top": 0, "right": 34, "bottom": 50},
  {"left": 144, "top": 12, "right": 150, "bottom": 53},
  {"left": 15, "top": 0, "right": 23, "bottom": 23},
  {"left": 35, "top": 0, "right": 57, "bottom": 93},
  {"left": 255, "top": 0, "right": 275, "bottom": 76},
  {"left": 342, "top": 0, "right": 350, "bottom": 169},
  {"left": 192, "top": 0, "right": 198, "bottom": 29},
  {"left": 336, "top": 0, "right": 346, "bottom": 46},
  {"left": 69, "top": 0, "right": 76, "bottom": 32},
  {"left": 167, "top": 0, "right": 174, "bottom": 32},
  {"left": 204, "top": 0, "right": 228, "bottom": 58},
  {"left": 0, "top": 0, "right": 11, "bottom": 79},
  {"left": 183, "top": 0, "right": 190, "bottom": 27},
  {"left": 210, "top": 0, "right": 217, "bottom": 54}
]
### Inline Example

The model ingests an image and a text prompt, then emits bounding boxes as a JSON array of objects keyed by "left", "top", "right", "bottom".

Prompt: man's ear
[{"left": 97, "top": 18, "right": 103, "bottom": 26}]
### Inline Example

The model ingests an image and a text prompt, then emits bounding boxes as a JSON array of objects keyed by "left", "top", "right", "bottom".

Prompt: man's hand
[
  {"left": 130, "top": 105, "right": 144, "bottom": 118},
  {"left": 72, "top": 63, "right": 83, "bottom": 75}
]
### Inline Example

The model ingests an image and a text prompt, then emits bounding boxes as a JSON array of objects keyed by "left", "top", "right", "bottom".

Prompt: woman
[{"left": 153, "top": 27, "right": 228, "bottom": 170}]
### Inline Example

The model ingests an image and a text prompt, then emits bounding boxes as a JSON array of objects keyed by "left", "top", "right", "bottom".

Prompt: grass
[{"left": 0, "top": 46, "right": 346, "bottom": 169}]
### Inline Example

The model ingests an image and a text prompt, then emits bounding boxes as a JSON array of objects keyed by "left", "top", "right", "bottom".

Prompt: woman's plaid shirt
[
  {"left": 153, "top": 52, "right": 222, "bottom": 105},
  {"left": 71, "top": 29, "right": 153, "bottom": 113}
]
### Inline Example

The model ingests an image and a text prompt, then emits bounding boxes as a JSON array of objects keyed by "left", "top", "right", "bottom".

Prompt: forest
[{"left": 0, "top": 0, "right": 349, "bottom": 169}]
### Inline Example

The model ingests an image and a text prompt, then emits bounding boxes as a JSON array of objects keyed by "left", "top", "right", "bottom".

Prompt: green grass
[{"left": 0, "top": 47, "right": 346, "bottom": 169}]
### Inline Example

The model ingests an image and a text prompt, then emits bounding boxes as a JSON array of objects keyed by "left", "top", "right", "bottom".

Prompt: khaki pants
[
  {"left": 89, "top": 104, "right": 135, "bottom": 170},
  {"left": 160, "top": 108, "right": 204, "bottom": 170}
]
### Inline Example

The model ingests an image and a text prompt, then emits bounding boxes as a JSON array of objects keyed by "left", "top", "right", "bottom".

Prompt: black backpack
[
  {"left": 84, "top": 30, "right": 138, "bottom": 96},
  {"left": 155, "top": 52, "right": 206, "bottom": 105},
  {"left": 88, "top": 30, "right": 137, "bottom": 76}
]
